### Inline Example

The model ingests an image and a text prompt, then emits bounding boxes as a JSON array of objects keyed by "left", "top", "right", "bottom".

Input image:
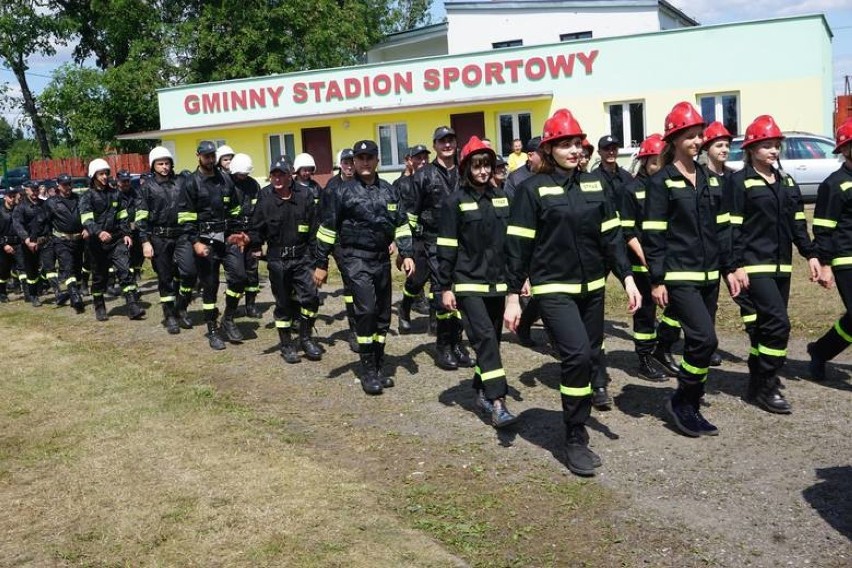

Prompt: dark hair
[{"left": 461, "top": 152, "right": 495, "bottom": 187}]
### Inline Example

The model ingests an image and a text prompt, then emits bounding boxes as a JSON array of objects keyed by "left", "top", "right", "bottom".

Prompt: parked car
[
  {"left": 0, "top": 166, "right": 30, "bottom": 189},
  {"left": 727, "top": 132, "right": 841, "bottom": 202}
]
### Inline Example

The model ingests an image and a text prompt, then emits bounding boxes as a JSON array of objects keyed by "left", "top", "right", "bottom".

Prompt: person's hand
[
  {"left": 123, "top": 235, "right": 132, "bottom": 247},
  {"left": 503, "top": 293, "right": 522, "bottom": 332},
  {"left": 389, "top": 242, "right": 397, "bottom": 256},
  {"left": 81, "top": 229, "right": 89, "bottom": 240},
  {"left": 623, "top": 276, "right": 642, "bottom": 315},
  {"left": 807, "top": 258, "right": 821, "bottom": 283},
  {"left": 818, "top": 264, "right": 835, "bottom": 290},
  {"left": 313, "top": 267, "right": 328, "bottom": 288},
  {"left": 402, "top": 257, "right": 415, "bottom": 277},
  {"left": 3, "top": 244, "right": 13, "bottom": 254},
  {"left": 651, "top": 284, "right": 668, "bottom": 308},
  {"left": 442, "top": 290, "right": 456, "bottom": 311},
  {"left": 142, "top": 242, "right": 154, "bottom": 259},
  {"left": 25, "top": 238, "right": 37, "bottom": 252},
  {"left": 193, "top": 242, "right": 209, "bottom": 257},
  {"left": 733, "top": 267, "right": 749, "bottom": 291},
  {"left": 520, "top": 279, "right": 531, "bottom": 297},
  {"left": 98, "top": 231, "right": 111, "bottom": 243},
  {"left": 725, "top": 272, "right": 741, "bottom": 298}
]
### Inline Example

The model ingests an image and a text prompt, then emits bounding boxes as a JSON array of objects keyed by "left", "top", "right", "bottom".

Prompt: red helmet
[
  {"left": 459, "top": 136, "right": 496, "bottom": 171},
  {"left": 742, "top": 115, "right": 784, "bottom": 148},
  {"left": 637, "top": 134, "right": 665, "bottom": 158},
  {"left": 834, "top": 117, "right": 852, "bottom": 154},
  {"left": 541, "top": 109, "right": 585, "bottom": 145},
  {"left": 663, "top": 102, "right": 705, "bottom": 141},
  {"left": 702, "top": 121, "right": 732, "bottom": 150}
]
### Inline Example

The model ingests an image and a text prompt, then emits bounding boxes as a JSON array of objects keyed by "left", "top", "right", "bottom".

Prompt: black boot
[
  {"left": 450, "top": 318, "right": 475, "bottom": 368},
  {"left": 564, "top": 425, "right": 598, "bottom": 476},
  {"left": 175, "top": 293, "right": 193, "bottom": 329},
  {"left": 124, "top": 292, "right": 146, "bottom": 320},
  {"left": 79, "top": 275, "right": 90, "bottom": 297},
  {"left": 358, "top": 351, "right": 382, "bottom": 395},
  {"left": 753, "top": 375, "right": 792, "bottom": 414},
  {"left": 55, "top": 290, "right": 71, "bottom": 306},
  {"left": 374, "top": 343, "right": 394, "bottom": 388},
  {"left": 638, "top": 353, "right": 668, "bottom": 382},
  {"left": 435, "top": 318, "right": 458, "bottom": 370},
  {"left": 666, "top": 386, "right": 702, "bottom": 437},
  {"left": 69, "top": 283, "right": 84, "bottom": 314},
  {"left": 652, "top": 344, "right": 680, "bottom": 376},
  {"left": 428, "top": 308, "right": 437, "bottom": 336},
  {"left": 592, "top": 387, "right": 612, "bottom": 411},
  {"left": 162, "top": 302, "right": 180, "bottom": 335},
  {"left": 807, "top": 342, "right": 827, "bottom": 382},
  {"left": 205, "top": 320, "right": 226, "bottom": 351},
  {"left": 412, "top": 294, "right": 430, "bottom": 315},
  {"left": 398, "top": 295, "right": 413, "bottom": 334},
  {"left": 244, "top": 292, "right": 262, "bottom": 319},
  {"left": 93, "top": 295, "right": 108, "bottom": 321},
  {"left": 709, "top": 352, "right": 723, "bottom": 366},
  {"left": 299, "top": 316, "right": 323, "bottom": 361},
  {"left": 221, "top": 298, "right": 243, "bottom": 342},
  {"left": 29, "top": 284, "right": 41, "bottom": 307},
  {"left": 0, "top": 282, "right": 7, "bottom": 303},
  {"left": 49, "top": 277, "right": 62, "bottom": 303},
  {"left": 278, "top": 327, "right": 301, "bottom": 364}
]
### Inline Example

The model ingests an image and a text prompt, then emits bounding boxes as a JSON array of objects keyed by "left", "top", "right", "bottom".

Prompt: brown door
[
  {"left": 450, "top": 112, "right": 486, "bottom": 148},
  {"left": 301, "top": 127, "right": 333, "bottom": 174}
]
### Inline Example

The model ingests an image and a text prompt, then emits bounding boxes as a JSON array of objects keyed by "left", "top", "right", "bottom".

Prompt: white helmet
[
  {"left": 229, "top": 153, "right": 253, "bottom": 175},
  {"left": 216, "top": 144, "right": 235, "bottom": 163},
  {"left": 293, "top": 153, "right": 316, "bottom": 171},
  {"left": 88, "top": 158, "right": 111, "bottom": 179},
  {"left": 148, "top": 146, "right": 174, "bottom": 168}
]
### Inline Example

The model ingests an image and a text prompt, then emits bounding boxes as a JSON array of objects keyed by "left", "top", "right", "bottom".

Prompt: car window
[
  {"left": 729, "top": 139, "right": 744, "bottom": 161},
  {"left": 785, "top": 137, "right": 836, "bottom": 160}
]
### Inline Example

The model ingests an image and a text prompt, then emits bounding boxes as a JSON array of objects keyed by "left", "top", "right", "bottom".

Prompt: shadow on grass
[{"left": 802, "top": 465, "right": 852, "bottom": 541}]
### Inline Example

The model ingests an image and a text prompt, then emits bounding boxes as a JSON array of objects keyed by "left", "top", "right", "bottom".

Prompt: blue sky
[{"left": 2, "top": 1, "right": 851, "bottom": 129}]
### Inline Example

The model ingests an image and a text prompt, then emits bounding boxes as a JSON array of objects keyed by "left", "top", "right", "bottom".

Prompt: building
[{"left": 120, "top": 10, "right": 833, "bottom": 179}]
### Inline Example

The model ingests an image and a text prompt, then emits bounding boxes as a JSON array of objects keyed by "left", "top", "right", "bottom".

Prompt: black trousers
[
  {"left": 128, "top": 230, "right": 144, "bottom": 274},
  {"left": 537, "top": 292, "right": 604, "bottom": 428},
  {"left": 88, "top": 237, "right": 134, "bottom": 297},
  {"left": 40, "top": 238, "right": 57, "bottom": 281},
  {"left": 632, "top": 271, "right": 658, "bottom": 354},
  {"left": 16, "top": 244, "right": 43, "bottom": 294},
  {"left": 667, "top": 283, "right": 719, "bottom": 392},
  {"left": 194, "top": 241, "right": 247, "bottom": 320},
  {"left": 811, "top": 268, "right": 852, "bottom": 361},
  {"left": 458, "top": 294, "right": 506, "bottom": 401},
  {"left": 243, "top": 247, "right": 261, "bottom": 295},
  {"left": 54, "top": 238, "right": 84, "bottom": 289},
  {"left": 338, "top": 250, "right": 391, "bottom": 355},
  {"left": 268, "top": 255, "right": 319, "bottom": 330},
  {"left": 150, "top": 235, "right": 181, "bottom": 303},
  {"left": 0, "top": 246, "right": 17, "bottom": 284},
  {"left": 747, "top": 276, "right": 792, "bottom": 378},
  {"left": 402, "top": 237, "right": 430, "bottom": 299}
]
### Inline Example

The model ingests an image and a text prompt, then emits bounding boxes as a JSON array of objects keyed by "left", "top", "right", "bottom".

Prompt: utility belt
[
  {"left": 338, "top": 246, "right": 389, "bottom": 261},
  {"left": 0, "top": 235, "right": 21, "bottom": 245},
  {"left": 270, "top": 243, "right": 308, "bottom": 259},
  {"left": 199, "top": 220, "right": 228, "bottom": 233},
  {"left": 35, "top": 236, "right": 51, "bottom": 246},
  {"left": 52, "top": 230, "right": 84, "bottom": 241},
  {"left": 150, "top": 225, "right": 183, "bottom": 238}
]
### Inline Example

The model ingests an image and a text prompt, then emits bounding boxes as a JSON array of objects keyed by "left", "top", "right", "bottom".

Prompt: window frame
[
  {"left": 559, "top": 31, "right": 592, "bottom": 42},
  {"left": 492, "top": 39, "right": 523, "bottom": 49},
  {"left": 497, "top": 111, "right": 533, "bottom": 157},
  {"left": 604, "top": 100, "right": 645, "bottom": 149},
  {"left": 697, "top": 92, "right": 740, "bottom": 136},
  {"left": 267, "top": 132, "right": 296, "bottom": 166},
  {"left": 376, "top": 122, "right": 409, "bottom": 169}
]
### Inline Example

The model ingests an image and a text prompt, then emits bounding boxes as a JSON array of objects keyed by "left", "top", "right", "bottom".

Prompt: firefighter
[
  {"left": 12, "top": 181, "right": 50, "bottom": 306},
  {"left": 0, "top": 187, "right": 21, "bottom": 302},
  {"left": 620, "top": 133, "right": 669, "bottom": 381},
  {"left": 808, "top": 117, "right": 852, "bottom": 381},
  {"left": 314, "top": 139, "right": 415, "bottom": 395},
  {"left": 293, "top": 153, "right": 321, "bottom": 206},
  {"left": 249, "top": 157, "right": 322, "bottom": 364},
  {"left": 229, "top": 153, "right": 263, "bottom": 319},
  {"left": 216, "top": 145, "right": 235, "bottom": 174},
  {"left": 642, "top": 102, "right": 738, "bottom": 438},
  {"left": 579, "top": 138, "right": 595, "bottom": 172},
  {"left": 411, "top": 126, "right": 474, "bottom": 370},
  {"left": 724, "top": 115, "right": 819, "bottom": 414},
  {"left": 593, "top": 134, "right": 632, "bottom": 209},
  {"left": 136, "top": 146, "right": 187, "bottom": 334},
  {"left": 116, "top": 169, "right": 144, "bottom": 282},
  {"left": 438, "top": 136, "right": 517, "bottom": 428},
  {"left": 79, "top": 158, "right": 145, "bottom": 321},
  {"left": 43, "top": 173, "right": 86, "bottom": 313},
  {"left": 396, "top": 144, "right": 432, "bottom": 334},
  {"left": 326, "top": 149, "right": 355, "bottom": 192},
  {"left": 491, "top": 155, "right": 508, "bottom": 190},
  {"left": 504, "top": 109, "right": 641, "bottom": 476},
  {"left": 177, "top": 140, "right": 248, "bottom": 350}
]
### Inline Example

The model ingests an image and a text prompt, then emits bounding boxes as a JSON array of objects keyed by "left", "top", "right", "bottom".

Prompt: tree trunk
[{"left": 10, "top": 56, "right": 51, "bottom": 158}]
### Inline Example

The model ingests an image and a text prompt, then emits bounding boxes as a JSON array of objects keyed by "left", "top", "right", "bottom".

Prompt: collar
[
  {"left": 462, "top": 183, "right": 495, "bottom": 201},
  {"left": 549, "top": 167, "right": 578, "bottom": 187}
]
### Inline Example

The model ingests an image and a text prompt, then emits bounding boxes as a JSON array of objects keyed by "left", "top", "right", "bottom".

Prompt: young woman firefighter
[
  {"left": 724, "top": 115, "right": 819, "bottom": 414},
  {"left": 642, "top": 102, "right": 739, "bottom": 438},
  {"left": 437, "top": 136, "right": 517, "bottom": 429},
  {"left": 806, "top": 118, "right": 852, "bottom": 381},
  {"left": 503, "top": 109, "right": 641, "bottom": 476}
]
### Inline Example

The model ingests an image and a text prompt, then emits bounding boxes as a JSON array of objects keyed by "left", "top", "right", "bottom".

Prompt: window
[
  {"left": 378, "top": 123, "right": 408, "bottom": 167},
  {"left": 492, "top": 39, "right": 523, "bottom": 49},
  {"left": 698, "top": 93, "right": 739, "bottom": 136},
  {"left": 498, "top": 112, "right": 533, "bottom": 156},
  {"left": 214, "top": 139, "right": 227, "bottom": 148},
  {"left": 606, "top": 101, "right": 645, "bottom": 148},
  {"left": 268, "top": 133, "right": 296, "bottom": 164},
  {"left": 560, "top": 31, "right": 592, "bottom": 41},
  {"left": 784, "top": 137, "right": 835, "bottom": 160}
]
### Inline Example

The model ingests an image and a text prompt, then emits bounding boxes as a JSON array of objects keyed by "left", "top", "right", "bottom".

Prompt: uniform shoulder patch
[
  {"left": 785, "top": 176, "right": 795, "bottom": 187},
  {"left": 387, "top": 203, "right": 398, "bottom": 211},
  {"left": 538, "top": 186, "right": 564, "bottom": 197},
  {"left": 459, "top": 202, "right": 478, "bottom": 212},
  {"left": 664, "top": 179, "right": 687, "bottom": 189},
  {"left": 580, "top": 181, "right": 602, "bottom": 192},
  {"left": 708, "top": 177, "right": 719, "bottom": 187},
  {"left": 840, "top": 181, "right": 852, "bottom": 192}
]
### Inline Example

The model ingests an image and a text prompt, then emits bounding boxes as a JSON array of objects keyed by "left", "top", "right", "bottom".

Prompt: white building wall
[{"left": 446, "top": 7, "right": 661, "bottom": 53}]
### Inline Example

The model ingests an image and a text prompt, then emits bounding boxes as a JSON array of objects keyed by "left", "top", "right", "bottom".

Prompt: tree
[
  {"left": 0, "top": 115, "right": 19, "bottom": 154},
  {"left": 0, "top": 0, "right": 69, "bottom": 158}
]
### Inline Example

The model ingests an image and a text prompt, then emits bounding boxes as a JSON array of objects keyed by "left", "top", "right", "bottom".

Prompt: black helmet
[{"left": 196, "top": 140, "right": 217, "bottom": 155}]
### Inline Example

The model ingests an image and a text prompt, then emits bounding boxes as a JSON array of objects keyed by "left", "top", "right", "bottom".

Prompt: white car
[{"left": 727, "top": 132, "right": 842, "bottom": 202}]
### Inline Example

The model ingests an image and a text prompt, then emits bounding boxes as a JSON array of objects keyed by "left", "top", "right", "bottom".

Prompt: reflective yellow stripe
[
  {"left": 316, "top": 226, "right": 336, "bottom": 245},
  {"left": 80, "top": 212, "right": 94, "bottom": 223},
  {"left": 631, "top": 265, "right": 648, "bottom": 273},
  {"left": 744, "top": 179, "right": 764, "bottom": 188},
  {"left": 177, "top": 211, "right": 197, "bottom": 224},
  {"left": 387, "top": 203, "right": 398, "bottom": 211},
  {"left": 835, "top": 320, "right": 852, "bottom": 343},
  {"left": 621, "top": 219, "right": 636, "bottom": 228},
  {"left": 665, "top": 179, "right": 687, "bottom": 189},
  {"left": 117, "top": 209, "right": 129, "bottom": 220},
  {"left": 202, "top": 303, "right": 216, "bottom": 310},
  {"left": 600, "top": 217, "right": 620, "bottom": 233},
  {"left": 356, "top": 335, "right": 374, "bottom": 344},
  {"left": 300, "top": 307, "right": 317, "bottom": 318},
  {"left": 459, "top": 202, "right": 478, "bottom": 212},
  {"left": 507, "top": 225, "right": 536, "bottom": 239},
  {"left": 531, "top": 278, "right": 606, "bottom": 295},
  {"left": 225, "top": 288, "right": 242, "bottom": 298},
  {"left": 454, "top": 283, "right": 489, "bottom": 293},
  {"left": 297, "top": 224, "right": 309, "bottom": 233},
  {"left": 580, "top": 181, "right": 602, "bottom": 192},
  {"left": 372, "top": 333, "right": 386, "bottom": 344},
  {"left": 496, "top": 283, "right": 508, "bottom": 292},
  {"left": 479, "top": 368, "right": 506, "bottom": 381},
  {"left": 664, "top": 271, "right": 719, "bottom": 281},
  {"left": 437, "top": 237, "right": 458, "bottom": 247},
  {"left": 716, "top": 213, "right": 730, "bottom": 224},
  {"left": 135, "top": 210, "right": 149, "bottom": 221},
  {"left": 749, "top": 346, "right": 759, "bottom": 356},
  {"left": 708, "top": 177, "right": 720, "bottom": 187},
  {"left": 635, "top": 191, "right": 645, "bottom": 200},
  {"left": 742, "top": 313, "right": 757, "bottom": 323},
  {"left": 560, "top": 384, "right": 592, "bottom": 397},
  {"left": 274, "top": 320, "right": 292, "bottom": 328},
  {"left": 813, "top": 218, "right": 837, "bottom": 228},
  {"left": 841, "top": 181, "right": 852, "bottom": 192},
  {"left": 729, "top": 215, "right": 744, "bottom": 225},
  {"left": 743, "top": 264, "right": 792, "bottom": 274},
  {"left": 757, "top": 344, "right": 787, "bottom": 358},
  {"left": 538, "top": 186, "right": 564, "bottom": 196},
  {"left": 395, "top": 225, "right": 412, "bottom": 238},
  {"left": 407, "top": 212, "right": 419, "bottom": 225},
  {"left": 681, "top": 360, "right": 708, "bottom": 376},
  {"left": 344, "top": 295, "right": 353, "bottom": 303},
  {"left": 643, "top": 220, "right": 667, "bottom": 231},
  {"left": 159, "top": 295, "right": 176, "bottom": 303},
  {"left": 492, "top": 197, "right": 509, "bottom": 207},
  {"left": 831, "top": 257, "right": 852, "bottom": 267},
  {"left": 660, "top": 315, "right": 680, "bottom": 328},
  {"left": 795, "top": 211, "right": 806, "bottom": 221},
  {"left": 633, "top": 331, "right": 656, "bottom": 341},
  {"left": 229, "top": 206, "right": 241, "bottom": 216}
]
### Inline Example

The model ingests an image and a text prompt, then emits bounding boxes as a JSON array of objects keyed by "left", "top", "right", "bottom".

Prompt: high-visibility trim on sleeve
[
  {"left": 831, "top": 256, "right": 852, "bottom": 267},
  {"left": 642, "top": 220, "right": 667, "bottom": 231},
  {"left": 813, "top": 217, "right": 838, "bottom": 228},
  {"left": 600, "top": 217, "right": 620, "bottom": 233},
  {"left": 395, "top": 224, "right": 412, "bottom": 238},
  {"left": 316, "top": 226, "right": 336, "bottom": 245},
  {"left": 795, "top": 211, "right": 806, "bottom": 221},
  {"left": 117, "top": 209, "right": 129, "bottom": 220},
  {"left": 507, "top": 225, "right": 536, "bottom": 239},
  {"left": 177, "top": 211, "right": 197, "bottom": 224},
  {"left": 841, "top": 181, "right": 852, "bottom": 192},
  {"left": 729, "top": 215, "right": 744, "bottom": 225},
  {"left": 742, "top": 313, "right": 757, "bottom": 324},
  {"left": 620, "top": 219, "right": 636, "bottom": 228},
  {"left": 135, "top": 210, "right": 149, "bottom": 221},
  {"left": 631, "top": 265, "right": 648, "bottom": 273},
  {"left": 716, "top": 213, "right": 730, "bottom": 224},
  {"left": 407, "top": 212, "right": 419, "bottom": 226},
  {"left": 834, "top": 320, "right": 852, "bottom": 343},
  {"left": 80, "top": 212, "right": 94, "bottom": 223},
  {"left": 437, "top": 237, "right": 458, "bottom": 247},
  {"left": 297, "top": 224, "right": 309, "bottom": 233}
]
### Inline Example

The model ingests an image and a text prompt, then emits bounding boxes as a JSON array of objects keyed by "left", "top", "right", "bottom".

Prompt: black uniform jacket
[
  {"left": 248, "top": 182, "right": 316, "bottom": 257},
  {"left": 177, "top": 168, "right": 240, "bottom": 244},
  {"left": 813, "top": 161, "right": 852, "bottom": 272},
  {"left": 135, "top": 174, "right": 184, "bottom": 242},
  {"left": 410, "top": 160, "right": 459, "bottom": 240},
  {"left": 44, "top": 193, "right": 83, "bottom": 234},
  {"left": 12, "top": 197, "right": 49, "bottom": 241},
  {"left": 0, "top": 203, "right": 19, "bottom": 243},
  {"left": 437, "top": 183, "right": 509, "bottom": 296},
  {"left": 505, "top": 168, "right": 630, "bottom": 296},
  {"left": 642, "top": 162, "right": 731, "bottom": 286},
  {"left": 314, "top": 173, "right": 413, "bottom": 270},
  {"left": 593, "top": 164, "right": 633, "bottom": 211},
  {"left": 619, "top": 172, "right": 650, "bottom": 271},
  {"left": 79, "top": 186, "right": 128, "bottom": 237},
  {"left": 724, "top": 164, "right": 814, "bottom": 278}
]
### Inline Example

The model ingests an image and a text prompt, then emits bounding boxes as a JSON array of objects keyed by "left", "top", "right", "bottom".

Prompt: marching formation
[{"left": 3, "top": 103, "right": 851, "bottom": 477}]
